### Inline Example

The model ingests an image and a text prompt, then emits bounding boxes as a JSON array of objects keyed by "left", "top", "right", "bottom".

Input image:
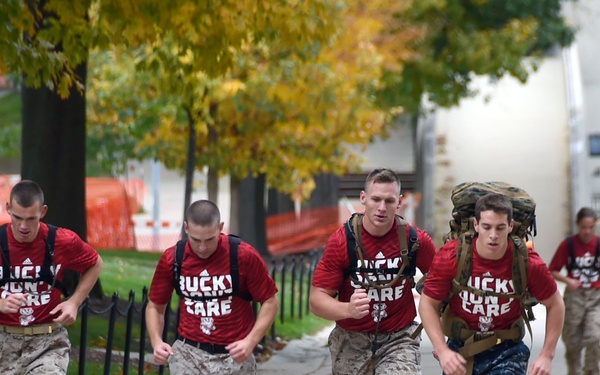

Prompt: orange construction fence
[
  {"left": 266, "top": 206, "right": 345, "bottom": 256},
  {"left": 266, "top": 192, "right": 422, "bottom": 256},
  {"left": 0, "top": 176, "right": 145, "bottom": 250}
]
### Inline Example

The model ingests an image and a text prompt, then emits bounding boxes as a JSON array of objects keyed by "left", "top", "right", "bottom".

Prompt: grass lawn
[{"left": 98, "top": 249, "right": 162, "bottom": 301}]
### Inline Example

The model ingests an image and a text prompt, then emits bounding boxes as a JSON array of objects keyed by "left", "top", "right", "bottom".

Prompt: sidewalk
[
  {"left": 258, "top": 303, "right": 568, "bottom": 375},
  {"left": 257, "top": 326, "right": 333, "bottom": 375}
]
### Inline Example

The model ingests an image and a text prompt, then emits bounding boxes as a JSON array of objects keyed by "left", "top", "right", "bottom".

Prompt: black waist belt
[{"left": 182, "top": 338, "right": 229, "bottom": 354}]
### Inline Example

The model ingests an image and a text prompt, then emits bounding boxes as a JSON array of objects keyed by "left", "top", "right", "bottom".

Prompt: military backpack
[{"left": 441, "top": 182, "right": 537, "bottom": 374}]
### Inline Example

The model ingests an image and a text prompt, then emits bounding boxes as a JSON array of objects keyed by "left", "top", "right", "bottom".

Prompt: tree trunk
[
  {"left": 229, "top": 176, "right": 240, "bottom": 235},
  {"left": 267, "top": 188, "right": 294, "bottom": 215},
  {"left": 207, "top": 167, "right": 218, "bottom": 203},
  {"left": 237, "top": 174, "right": 268, "bottom": 257},
  {"left": 181, "top": 107, "right": 197, "bottom": 241},
  {"left": 21, "top": 62, "right": 103, "bottom": 299},
  {"left": 308, "top": 173, "right": 339, "bottom": 208},
  {"left": 207, "top": 103, "right": 219, "bottom": 203},
  {"left": 414, "top": 112, "right": 436, "bottom": 234}
]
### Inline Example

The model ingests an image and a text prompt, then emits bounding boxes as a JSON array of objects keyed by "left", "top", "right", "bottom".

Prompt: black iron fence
[{"left": 73, "top": 249, "right": 323, "bottom": 374}]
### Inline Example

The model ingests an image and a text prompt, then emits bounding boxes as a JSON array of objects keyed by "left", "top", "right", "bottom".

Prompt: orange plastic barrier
[
  {"left": 266, "top": 192, "right": 422, "bottom": 256},
  {"left": 266, "top": 206, "right": 344, "bottom": 256},
  {"left": 0, "top": 175, "right": 14, "bottom": 225},
  {"left": 86, "top": 178, "right": 137, "bottom": 250},
  {"left": 0, "top": 176, "right": 142, "bottom": 250}
]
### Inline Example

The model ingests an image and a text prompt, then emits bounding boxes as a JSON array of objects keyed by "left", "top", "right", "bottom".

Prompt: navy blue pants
[{"left": 445, "top": 339, "right": 530, "bottom": 375}]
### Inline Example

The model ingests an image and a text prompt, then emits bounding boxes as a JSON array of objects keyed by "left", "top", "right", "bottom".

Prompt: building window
[{"left": 589, "top": 135, "right": 600, "bottom": 156}]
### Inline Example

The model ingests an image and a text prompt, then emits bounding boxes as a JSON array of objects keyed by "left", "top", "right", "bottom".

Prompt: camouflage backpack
[{"left": 441, "top": 182, "right": 537, "bottom": 374}]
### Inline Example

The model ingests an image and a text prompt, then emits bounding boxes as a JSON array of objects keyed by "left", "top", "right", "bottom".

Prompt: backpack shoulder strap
[
  {"left": 228, "top": 234, "right": 246, "bottom": 300},
  {"left": 452, "top": 233, "right": 473, "bottom": 293},
  {"left": 42, "top": 224, "right": 68, "bottom": 296},
  {"left": 173, "top": 235, "right": 252, "bottom": 301},
  {"left": 0, "top": 224, "right": 10, "bottom": 287},
  {"left": 345, "top": 213, "right": 419, "bottom": 289},
  {"left": 595, "top": 236, "right": 600, "bottom": 270},
  {"left": 511, "top": 235, "right": 536, "bottom": 347},
  {"left": 228, "top": 234, "right": 252, "bottom": 301},
  {"left": 396, "top": 216, "right": 419, "bottom": 278},
  {"left": 566, "top": 235, "right": 575, "bottom": 272},
  {"left": 344, "top": 213, "right": 360, "bottom": 279},
  {"left": 173, "top": 239, "right": 187, "bottom": 297}
]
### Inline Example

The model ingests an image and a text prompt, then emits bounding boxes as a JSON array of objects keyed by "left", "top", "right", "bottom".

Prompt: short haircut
[
  {"left": 364, "top": 168, "right": 401, "bottom": 195},
  {"left": 576, "top": 207, "right": 597, "bottom": 223},
  {"left": 185, "top": 200, "right": 221, "bottom": 227},
  {"left": 10, "top": 180, "right": 45, "bottom": 208},
  {"left": 475, "top": 193, "right": 513, "bottom": 222}
]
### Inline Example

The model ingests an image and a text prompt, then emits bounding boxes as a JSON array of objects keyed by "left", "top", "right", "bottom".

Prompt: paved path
[{"left": 258, "top": 302, "right": 568, "bottom": 375}]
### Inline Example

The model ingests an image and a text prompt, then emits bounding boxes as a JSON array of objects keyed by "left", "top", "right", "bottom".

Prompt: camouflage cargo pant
[
  {"left": 328, "top": 322, "right": 421, "bottom": 375},
  {"left": 167, "top": 339, "right": 256, "bottom": 375},
  {"left": 0, "top": 326, "right": 70, "bottom": 374},
  {"left": 446, "top": 338, "right": 529, "bottom": 375},
  {"left": 562, "top": 288, "right": 600, "bottom": 375}
]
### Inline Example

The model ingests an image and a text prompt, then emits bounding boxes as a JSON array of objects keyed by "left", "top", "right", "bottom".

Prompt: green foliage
[
  {"left": 86, "top": 48, "right": 178, "bottom": 176},
  {"left": 376, "top": 0, "right": 577, "bottom": 112},
  {"left": 83, "top": 0, "right": 577, "bottom": 200},
  {"left": 1, "top": 0, "right": 342, "bottom": 97},
  {"left": 0, "top": 92, "right": 21, "bottom": 158}
]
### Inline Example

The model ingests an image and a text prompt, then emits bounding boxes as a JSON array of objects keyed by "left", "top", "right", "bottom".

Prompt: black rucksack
[
  {"left": 0, "top": 223, "right": 68, "bottom": 296},
  {"left": 173, "top": 234, "right": 252, "bottom": 301},
  {"left": 343, "top": 212, "right": 419, "bottom": 290}
]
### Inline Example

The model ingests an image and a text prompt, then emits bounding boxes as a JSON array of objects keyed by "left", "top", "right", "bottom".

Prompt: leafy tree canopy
[
  {"left": 3, "top": 0, "right": 576, "bottom": 200},
  {"left": 85, "top": 0, "right": 576, "bottom": 199},
  {"left": 0, "top": 0, "right": 342, "bottom": 97},
  {"left": 377, "top": 0, "right": 576, "bottom": 112}
]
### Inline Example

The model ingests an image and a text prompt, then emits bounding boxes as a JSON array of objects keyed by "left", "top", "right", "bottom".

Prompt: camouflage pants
[
  {"left": 328, "top": 322, "right": 421, "bottom": 375},
  {"left": 167, "top": 339, "right": 256, "bottom": 375},
  {"left": 0, "top": 326, "right": 70, "bottom": 375},
  {"left": 562, "top": 288, "right": 600, "bottom": 375},
  {"left": 446, "top": 339, "right": 529, "bottom": 375}
]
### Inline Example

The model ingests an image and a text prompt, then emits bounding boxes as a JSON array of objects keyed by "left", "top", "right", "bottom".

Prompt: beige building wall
[{"left": 432, "top": 57, "right": 570, "bottom": 262}]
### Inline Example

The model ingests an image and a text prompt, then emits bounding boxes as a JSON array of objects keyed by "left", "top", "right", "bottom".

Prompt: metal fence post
[
  {"left": 78, "top": 297, "right": 89, "bottom": 375},
  {"left": 103, "top": 293, "right": 119, "bottom": 375}
]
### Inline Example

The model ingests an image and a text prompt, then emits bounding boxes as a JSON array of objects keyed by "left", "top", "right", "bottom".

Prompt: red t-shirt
[
  {"left": 311, "top": 219, "right": 437, "bottom": 333},
  {"left": 423, "top": 238, "right": 557, "bottom": 332},
  {"left": 0, "top": 223, "right": 99, "bottom": 326},
  {"left": 148, "top": 234, "right": 278, "bottom": 345},
  {"left": 548, "top": 235, "right": 600, "bottom": 289}
]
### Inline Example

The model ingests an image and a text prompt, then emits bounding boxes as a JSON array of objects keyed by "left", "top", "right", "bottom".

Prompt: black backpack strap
[
  {"left": 566, "top": 236, "right": 575, "bottom": 272},
  {"left": 566, "top": 235, "right": 600, "bottom": 272},
  {"left": 595, "top": 236, "right": 600, "bottom": 270},
  {"left": 344, "top": 217, "right": 358, "bottom": 280},
  {"left": 405, "top": 225, "right": 419, "bottom": 277},
  {"left": 228, "top": 234, "right": 252, "bottom": 301},
  {"left": 0, "top": 224, "right": 10, "bottom": 287},
  {"left": 229, "top": 235, "right": 241, "bottom": 292},
  {"left": 173, "top": 239, "right": 187, "bottom": 297},
  {"left": 41, "top": 224, "right": 68, "bottom": 296},
  {"left": 173, "top": 235, "right": 252, "bottom": 301},
  {"left": 0, "top": 224, "right": 68, "bottom": 296},
  {"left": 344, "top": 214, "right": 420, "bottom": 288}
]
